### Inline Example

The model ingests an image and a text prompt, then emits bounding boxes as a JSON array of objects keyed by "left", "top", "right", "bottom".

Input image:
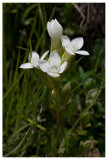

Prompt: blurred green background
[{"left": 3, "top": 3, "right": 105, "bottom": 157}]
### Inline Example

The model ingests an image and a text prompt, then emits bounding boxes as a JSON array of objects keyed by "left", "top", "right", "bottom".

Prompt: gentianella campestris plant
[{"left": 19, "top": 18, "right": 89, "bottom": 155}]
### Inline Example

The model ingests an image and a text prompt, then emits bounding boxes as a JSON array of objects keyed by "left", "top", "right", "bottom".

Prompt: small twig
[
  {"left": 87, "top": 3, "right": 90, "bottom": 24},
  {"left": 73, "top": 3, "right": 85, "bottom": 27}
]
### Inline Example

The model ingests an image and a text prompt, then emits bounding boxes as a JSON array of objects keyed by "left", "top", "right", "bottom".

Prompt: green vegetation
[{"left": 3, "top": 3, "right": 105, "bottom": 157}]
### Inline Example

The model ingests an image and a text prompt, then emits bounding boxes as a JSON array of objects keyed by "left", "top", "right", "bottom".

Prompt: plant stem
[
  {"left": 56, "top": 111, "right": 60, "bottom": 135},
  {"left": 52, "top": 110, "right": 61, "bottom": 156},
  {"left": 56, "top": 110, "right": 61, "bottom": 149}
]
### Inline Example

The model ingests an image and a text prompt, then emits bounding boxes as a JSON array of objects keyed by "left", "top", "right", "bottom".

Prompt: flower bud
[
  {"left": 47, "top": 19, "right": 63, "bottom": 39},
  {"left": 51, "top": 89, "right": 60, "bottom": 105},
  {"left": 47, "top": 19, "right": 63, "bottom": 53}
]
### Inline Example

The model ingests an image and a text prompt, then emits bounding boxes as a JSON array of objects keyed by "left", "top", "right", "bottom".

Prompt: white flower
[
  {"left": 61, "top": 35, "right": 89, "bottom": 56},
  {"left": 38, "top": 50, "right": 67, "bottom": 77},
  {"left": 47, "top": 19, "right": 63, "bottom": 39},
  {"left": 19, "top": 51, "right": 49, "bottom": 69},
  {"left": 47, "top": 19, "right": 63, "bottom": 52}
]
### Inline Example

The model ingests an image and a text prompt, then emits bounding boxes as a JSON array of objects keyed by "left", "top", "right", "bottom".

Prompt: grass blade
[{"left": 35, "top": 7, "right": 56, "bottom": 51}]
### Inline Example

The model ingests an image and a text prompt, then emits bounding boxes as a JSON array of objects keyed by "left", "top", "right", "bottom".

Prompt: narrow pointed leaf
[
  {"left": 60, "top": 57, "right": 82, "bottom": 79},
  {"left": 16, "top": 46, "right": 30, "bottom": 52},
  {"left": 61, "top": 81, "right": 71, "bottom": 106},
  {"left": 36, "top": 124, "right": 46, "bottom": 131}
]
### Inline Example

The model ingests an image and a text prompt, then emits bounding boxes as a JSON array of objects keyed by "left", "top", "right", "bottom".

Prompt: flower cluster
[{"left": 20, "top": 19, "right": 89, "bottom": 78}]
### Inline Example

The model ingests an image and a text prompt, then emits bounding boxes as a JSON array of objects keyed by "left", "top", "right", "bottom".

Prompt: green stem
[
  {"left": 56, "top": 110, "right": 61, "bottom": 149},
  {"left": 52, "top": 110, "right": 61, "bottom": 156},
  {"left": 56, "top": 111, "right": 60, "bottom": 136}
]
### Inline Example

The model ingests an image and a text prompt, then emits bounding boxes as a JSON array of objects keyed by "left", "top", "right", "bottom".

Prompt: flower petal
[
  {"left": 49, "top": 50, "right": 61, "bottom": 66},
  {"left": 54, "top": 18, "right": 63, "bottom": 36},
  {"left": 70, "top": 37, "right": 84, "bottom": 50},
  {"left": 38, "top": 60, "right": 50, "bottom": 73},
  {"left": 47, "top": 72, "right": 60, "bottom": 77},
  {"left": 65, "top": 47, "right": 75, "bottom": 55},
  {"left": 40, "top": 50, "right": 49, "bottom": 60},
  {"left": 29, "top": 51, "right": 39, "bottom": 67},
  {"left": 59, "top": 61, "right": 68, "bottom": 74},
  {"left": 50, "top": 19, "right": 63, "bottom": 38},
  {"left": 75, "top": 50, "right": 89, "bottom": 55},
  {"left": 47, "top": 21, "right": 51, "bottom": 37},
  {"left": 19, "top": 63, "right": 33, "bottom": 69},
  {"left": 61, "top": 35, "right": 70, "bottom": 47}
]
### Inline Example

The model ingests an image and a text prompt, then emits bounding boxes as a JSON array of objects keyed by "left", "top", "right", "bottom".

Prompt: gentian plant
[{"left": 19, "top": 18, "right": 89, "bottom": 156}]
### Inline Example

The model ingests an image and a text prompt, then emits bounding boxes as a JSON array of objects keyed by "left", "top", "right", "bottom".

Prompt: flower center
[
  {"left": 50, "top": 65, "right": 59, "bottom": 73},
  {"left": 68, "top": 44, "right": 77, "bottom": 53}
]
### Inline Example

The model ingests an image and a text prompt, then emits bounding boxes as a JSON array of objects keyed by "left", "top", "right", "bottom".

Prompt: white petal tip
[
  {"left": 70, "top": 37, "right": 84, "bottom": 50},
  {"left": 59, "top": 61, "right": 68, "bottom": 74},
  {"left": 19, "top": 63, "right": 33, "bottom": 69},
  {"left": 75, "top": 50, "right": 89, "bottom": 56},
  {"left": 47, "top": 72, "right": 60, "bottom": 77},
  {"left": 61, "top": 35, "right": 70, "bottom": 47},
  {"left": 40, "top": 50, "right": 49, "bottom": 60}
]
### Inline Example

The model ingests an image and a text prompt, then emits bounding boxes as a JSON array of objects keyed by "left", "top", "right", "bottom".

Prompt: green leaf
[
  {"left": 29, "top": 40, "right": 32, "bottom": 62},
  {"left": 35, "top": 7, "right": 55, "bottom": 51},
  {"left": 34, "top": 69, "right": 52, "bottom": 89},
  {"left": 14, "top": 48, "right": 20, "bottom": 82},
  {"left": 67, "top": 112, "right": 89, "bottom": 136},
  {"left": 21, "top": 4, "right": 37, "bottom": 23},
  {"left": 94, "top": 49, "right": 102, "bottom": 72},
  {"left": 62, "top": 81, "right": 71, "bottom": 93},
  {"left": 16, "top": 46, "right": 30, "bottom": 52},
  {"left": 80, "top": 70, "right": 94, "bottom": 81},
  {"left": 61, "top": 57, "right": 82, "bottom": 79},
  {"left": 71, "top": 83, "right": 82, "bottom": 94},
  {"left": 36, "top": 124, "right": 46, "bottom": 131},
  {"left": 51, "top": 90, "right": 60, "bottom": 105},
  {"left": 63, "top": 100, "right": 78, "bottom": 118},
  {"left": 58, "top": 147, "right": 65, "bottom": 154},
  {"left": 5, "top": 127, "right": 32, "bottom": 157},
  {"left": 80, "top": 81, "right": 104, "bottom": 117},
  {"left": 50, "top": 76, "right": 61, "bottom": 90},
  {"left": 26, "top": 118, "right": 35, "bottom": 124},
  {"left": 8, "top": 124, "right": 31, "bottom": 141},
  {"left": 61, "top": 81, "right": 71, "bottom": 106},
  {"left": 38, "top": 4, "right": 44, "bottom": 29},
  {"left": 3, "top": 70, "right": 25, "bottom": 101},
  {"left": 52, "top": 127, "right": 61, "bottom": 156}
]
